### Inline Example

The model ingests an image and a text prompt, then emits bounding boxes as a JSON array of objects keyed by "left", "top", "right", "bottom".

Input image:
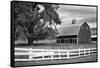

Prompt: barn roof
[{"left": 57, "top": 22, "right": 89, "bottom": 36}]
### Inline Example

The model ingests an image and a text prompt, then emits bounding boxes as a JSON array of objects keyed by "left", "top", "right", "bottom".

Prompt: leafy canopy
[{"left": 14, "top": 1, "right": 61, "bottom": 42}]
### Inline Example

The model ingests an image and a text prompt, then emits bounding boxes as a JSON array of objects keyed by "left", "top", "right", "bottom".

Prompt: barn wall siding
[{"left": 78, "top": 23, "right": 91, "bottom": 44}]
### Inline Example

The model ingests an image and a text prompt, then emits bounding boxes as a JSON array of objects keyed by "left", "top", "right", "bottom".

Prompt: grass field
[
  {"left": 14, "top": 43, "right": 97, "bottom": 67},
  {"left": 15, "top": 54, "right": 97, "bottom": 67},
  {"left": 15, "top": 43, "right": 97, "bottom": 49}
]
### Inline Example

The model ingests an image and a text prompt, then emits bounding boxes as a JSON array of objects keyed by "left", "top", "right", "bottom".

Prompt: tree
[{"left": 14, "top": 1, "right": 61, "bottom": 45}]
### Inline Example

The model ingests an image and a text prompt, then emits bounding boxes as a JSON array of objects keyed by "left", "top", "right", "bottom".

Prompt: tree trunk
[{"left": 28, "top": 38, "right": 33, "bottom": 45}]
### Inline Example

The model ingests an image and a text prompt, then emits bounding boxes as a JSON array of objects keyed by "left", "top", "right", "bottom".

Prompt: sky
[{"left": 57, "top": 5, "right": 97, "bottom": 28}]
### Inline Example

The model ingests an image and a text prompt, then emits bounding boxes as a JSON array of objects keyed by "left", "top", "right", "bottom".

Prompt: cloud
[
  {"left": 59, "top": 5, "right": 96, "bottom": 15},
  {"left": 58, "top": 5, "right": 97, "bottom": 28}
]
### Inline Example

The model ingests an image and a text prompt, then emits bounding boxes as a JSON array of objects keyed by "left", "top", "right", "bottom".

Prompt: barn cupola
[{"left": 72, "top": 19, "right": 76, "bottom": 24}]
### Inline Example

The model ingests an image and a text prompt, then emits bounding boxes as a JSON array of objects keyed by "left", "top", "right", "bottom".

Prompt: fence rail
[{"left": 15, "top": 48, "right": 97, "bottom": 61}]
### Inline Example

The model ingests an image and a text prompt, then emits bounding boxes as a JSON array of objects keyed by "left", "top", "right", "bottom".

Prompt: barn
[
  {"left": 91, "top": 28, "right": 97, "bottom": 41},
  {"left": 56, "top": 22, "right": 91, "bottom": 44}
]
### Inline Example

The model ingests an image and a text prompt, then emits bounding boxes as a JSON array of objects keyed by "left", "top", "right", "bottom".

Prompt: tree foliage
[{"left": 14, "top": 1, "right": 61, "bottom": 44}]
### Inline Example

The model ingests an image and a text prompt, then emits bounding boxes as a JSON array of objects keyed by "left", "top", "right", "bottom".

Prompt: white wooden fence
[{"left": 15, "top": 48, "right": 97, "bottom": 61}]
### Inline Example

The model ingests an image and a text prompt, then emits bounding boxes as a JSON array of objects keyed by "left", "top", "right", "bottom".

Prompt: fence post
[
  {"left": 42, "top": 55, "right": 44, "bottom": 60},
  {"left": 84, "top": 49, "right": 86, "bottom": 56},
  {"left": 88, "top": 48, "right": 90, "bottom": 55},
  {"left": 50, "top": 49, "right": 53, "bottom": 61},
  {"left": 79, "top": 48, "right": 80, "bottom": 57},
  {"left": 29, "top": 48, "right": 33, "bottom": 61},
  {"left": 58, "top": 49, "right": 61, "bottom": 59},
  {"left": 67, "top": 51, "right": 69, "bottom": 58}
]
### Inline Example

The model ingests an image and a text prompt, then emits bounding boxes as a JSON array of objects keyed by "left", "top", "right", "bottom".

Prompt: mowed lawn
[
  {"left": 14, "top": 43, "right": 97, "bottom": 67},
  {"left": 15, "top": 43, "right": 97, "bottom": 49},
  {"left": 15, "top": 54, "right": 97, "bottom": 67}
]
